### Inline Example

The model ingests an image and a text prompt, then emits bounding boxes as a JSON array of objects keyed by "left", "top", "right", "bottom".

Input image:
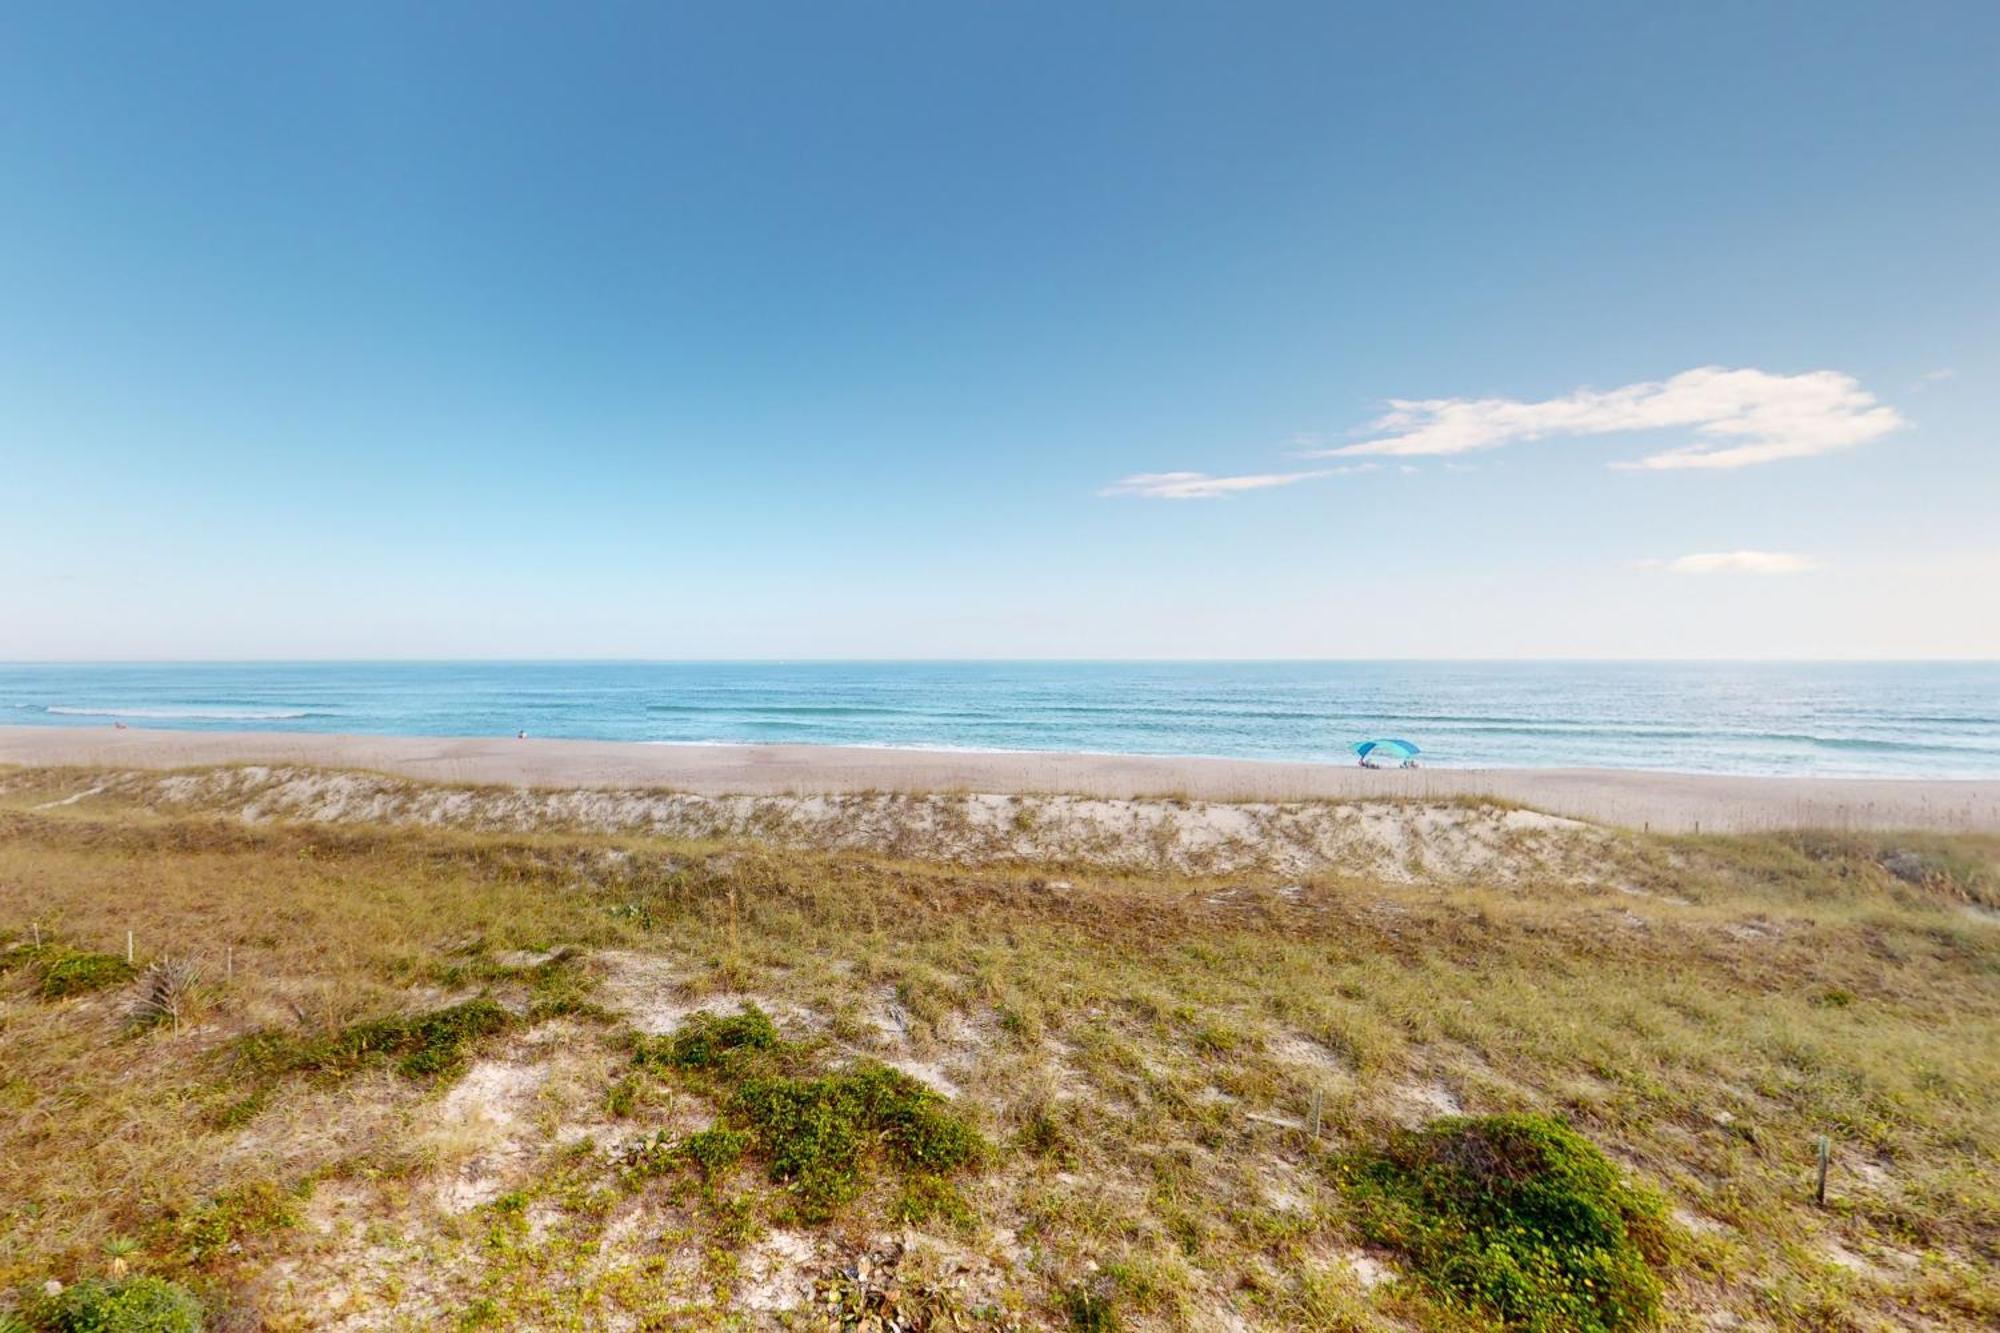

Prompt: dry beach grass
[{"left": 0, "top": 763, "right": 1996, "bottom": 1329}]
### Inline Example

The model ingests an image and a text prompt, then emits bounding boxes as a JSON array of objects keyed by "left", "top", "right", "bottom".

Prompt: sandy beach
[{"left": 3, "top": 724, "right": 1996, "bottom": 832}]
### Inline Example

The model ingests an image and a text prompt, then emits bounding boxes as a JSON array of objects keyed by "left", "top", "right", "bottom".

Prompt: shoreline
[{"left": 4, "top": 724, "right": 1998, "bottom": 832}]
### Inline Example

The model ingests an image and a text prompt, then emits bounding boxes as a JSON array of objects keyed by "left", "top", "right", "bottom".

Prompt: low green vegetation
[
  {"left": 232, "top": 996, "right": 512, "bottom": 1082},
  {"left": 731, "top": 1058, "right": 984, "bottom": 1221},
  {"left": 158, "top": 1180, "right": 302, "bottom": 1268},
  {"left": 37, "top": 952, "right": 137, "bottom": 1001},
  {"left": 24, "top": 1276, "right": 203, "bottom": 1332},
  {"left": 636, "top": 1003, "right": 986, "bottom": 1222},
  {"left": 1, "top": 943, "right": 139, "bottom": 1001},
  {"left": 637, "top": 1003, "right": 779, "bottom": 1069},
  {"left": 1338, "top": 1112, "right": 1669, "bottom": 1331},
  {"left": 679, "top": 1125, "right": 752, "bottom": 1178}
]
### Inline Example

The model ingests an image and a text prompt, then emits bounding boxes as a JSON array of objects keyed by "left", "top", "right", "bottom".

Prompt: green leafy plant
[
  {"left": 233, "top": 997, "right": 511, "bottom": 1082},
  {"left": 27, "top": 1276, "right": 204, "bottom": 1332},
  {"left": 680, "top": 1126, "right": 751, "bottom": 1179},
  {"left": 100, "top": 1236, "right": 141, "bottom": 1279},
  {"left": 637, "top": 1004, "right": 779, "bottom": 1070},
  {"left": 632, "top": 1006, "right": 985, "bottom": 1222},
  {"left": 730, "top": 1060, "right": 982, "bottom": 1222},
  {"left": 36, "top": 950, "right": 138, "bottom": 1000},
  {"left": 1338, "top": 1113, "right": 1668, "bottom": 1332}
]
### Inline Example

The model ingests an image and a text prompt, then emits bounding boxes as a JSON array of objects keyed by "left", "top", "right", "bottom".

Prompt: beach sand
[{"left": 3, "top": 724, "right": 1996, "bottom": 832}]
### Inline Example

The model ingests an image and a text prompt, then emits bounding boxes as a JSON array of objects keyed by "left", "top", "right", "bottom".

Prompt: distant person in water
[{"left": 516, "top": 729, "right": 527, "bottom": 739}]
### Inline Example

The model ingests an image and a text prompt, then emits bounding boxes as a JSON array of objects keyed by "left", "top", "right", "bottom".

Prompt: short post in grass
[
  {"left": 728, "top": 884, "right": 741, "bottom": 958},
  {"left": 1307, "top": 1087, "right": 1324, "bottom": 1140},
  {"left": 31, "top": 921, "right": 40, "bottom": 947},
  {"left": 1815, "top": 1134, "right": 1831, "bottom": 1206},
  {"left": 127, "top": 930, "right": 134, "bottom": 963}
]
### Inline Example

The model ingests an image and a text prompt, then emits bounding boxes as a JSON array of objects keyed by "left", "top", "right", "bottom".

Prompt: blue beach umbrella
[{"left": 1351, "top": 738, "right": 1420, "bottom": 761}]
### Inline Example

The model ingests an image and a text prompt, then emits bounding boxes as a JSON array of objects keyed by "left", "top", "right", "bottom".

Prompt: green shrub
[
  {"left": 614, "top": 1125, "right": 749, "bottom": 1186},
  {"left": 681, "top": 1126, "right": 750, "bottom": 1178},
  {"left": 28, "top": 1276, "right": 204, "bottom": 1332},
  {"left": 641, "top": 1004, "right": 780, "bottom": 1070},
  {"left": 624, "top": 1008, "right": 983, "bottom": 1222},
  {"left": 730, "top": 1061, "right": 981, "bottom": 1221},
  {"left": 1339, "top": 1113, "right": 1667, "bottom": 1332},
  {"left": 37, "top": 951, "right": 138, "bottom": 1000},
  {"left": 234, "top": 997, "right": 512, "bottom": 1082},
  {"left": 332, "top": 997, "right": 514, "bottom": 1077}
]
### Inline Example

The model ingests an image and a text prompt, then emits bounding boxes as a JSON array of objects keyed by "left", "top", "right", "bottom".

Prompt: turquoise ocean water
[{"left": 2, "top": 662, "right": 1997, "bottom": 778}]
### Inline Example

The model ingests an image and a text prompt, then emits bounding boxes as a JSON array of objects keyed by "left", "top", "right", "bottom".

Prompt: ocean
[{"left": 1, "top": 661, "right": 1996, "bottom": 778}]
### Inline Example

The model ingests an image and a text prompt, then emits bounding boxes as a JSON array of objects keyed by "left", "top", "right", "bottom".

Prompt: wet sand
[{"left": 2, "top": 724, "right": 1996, "bottom": 832}]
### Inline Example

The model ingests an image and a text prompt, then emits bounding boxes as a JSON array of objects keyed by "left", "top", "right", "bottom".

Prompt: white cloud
[
  {"left": 1314, "top": 366, "right": 1903, "bottom": 470},
  {"left": 1100, "top": 463, "right": 1376, "bottom": 500},
  {"left": 1098, "top": 470, "right": 1327, "bottom": 500},
  {"left": 1642, "top": 550, "right": 1819, "bottom": 575}
]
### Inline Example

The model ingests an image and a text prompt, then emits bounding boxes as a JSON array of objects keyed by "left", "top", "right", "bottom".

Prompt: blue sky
[{"left": 2, "top": 2, "right": 1995, "bottom": 659}]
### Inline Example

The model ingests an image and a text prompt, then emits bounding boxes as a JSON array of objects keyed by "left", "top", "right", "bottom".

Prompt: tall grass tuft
[{"left": 123, "top": 957, "right": 205, "bottom": 1034}]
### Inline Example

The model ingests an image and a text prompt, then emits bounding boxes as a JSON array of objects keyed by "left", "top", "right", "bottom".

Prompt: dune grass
[{"left": 0, "top": 770, "right": 1995, "bottom": 1328}]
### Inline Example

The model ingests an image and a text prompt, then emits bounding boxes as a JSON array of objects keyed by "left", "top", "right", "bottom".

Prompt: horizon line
[{"left": 2, "top": 657, "right": 1996, "bottom": 667}]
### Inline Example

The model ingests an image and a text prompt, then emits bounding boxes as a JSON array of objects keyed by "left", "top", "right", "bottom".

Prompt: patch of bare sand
[
  {"left": 592, "top": 950, "right": 815, "bottom": 1036},
  {"left": 737, "top": 1229, "right": 823, "bottom": 1314},
  {"left": 858, "top": 988, "right": 1000, "bottom": 1099},
  {"left": 423, "top": 1057, "right": 549, "bottom": 1213},
  {"left": 1264, "top": 1032, "right": 1354, "bottom": 1083},
  {"left": 1389, "top": 1080, "right": 1463, "bottom": 1126}
]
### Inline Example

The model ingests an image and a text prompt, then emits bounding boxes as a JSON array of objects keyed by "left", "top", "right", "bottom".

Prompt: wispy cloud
[
  {"left": 1640, "top": 550, "right": 1819, "bottom": 575},
  {"left": 1100, "top": 465, "right": 1373, "bottom": 500},
  {"left": 1311, "top": 366, "right": 1902, "bottom": 470},
  {"left": 1911, "top": 367, "right": 1956, "bottom": 391}
]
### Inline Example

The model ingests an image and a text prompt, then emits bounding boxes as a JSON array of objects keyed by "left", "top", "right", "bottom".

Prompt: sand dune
[{"left": 2, "top": 724, "right": 1997, "bottom": 832}]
